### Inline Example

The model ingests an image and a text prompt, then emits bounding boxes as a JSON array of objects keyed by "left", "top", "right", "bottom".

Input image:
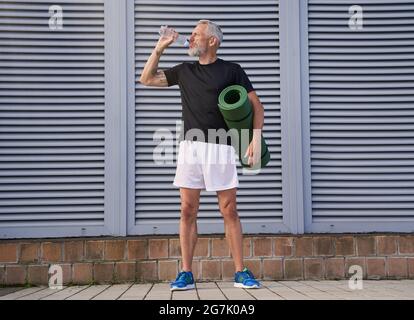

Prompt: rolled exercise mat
[{"left": 218, "top": 84, "right": 270, "bottom": 169}]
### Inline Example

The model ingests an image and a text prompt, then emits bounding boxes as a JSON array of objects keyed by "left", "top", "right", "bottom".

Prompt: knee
[
  {"left": 181, "top": 201, "right": 198, "bottom": 222},
  {"left": 220, "top": 200, "right": 239, "bottom": 222}
]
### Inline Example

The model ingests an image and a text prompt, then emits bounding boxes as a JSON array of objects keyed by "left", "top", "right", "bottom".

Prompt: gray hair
[{"left": 197, "top": 19, "right": 223, "bottom": 46}]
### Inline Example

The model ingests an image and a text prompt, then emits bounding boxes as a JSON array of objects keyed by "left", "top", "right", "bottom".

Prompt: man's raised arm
[{"left": 139, "top": 30, "right": 178, "bottom": 87}]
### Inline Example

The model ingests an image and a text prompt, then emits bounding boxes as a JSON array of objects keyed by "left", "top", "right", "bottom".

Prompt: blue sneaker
[
  {"left": 234, "top": 267, "right": 261, "bottom": 289},
  {"left": 170, "top": 271, "right": 195, "bottom": 291}
]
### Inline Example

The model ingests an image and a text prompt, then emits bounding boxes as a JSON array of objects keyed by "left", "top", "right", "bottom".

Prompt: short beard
[{"left": 188, "top": 46, "right": 206, "bottom": 57}]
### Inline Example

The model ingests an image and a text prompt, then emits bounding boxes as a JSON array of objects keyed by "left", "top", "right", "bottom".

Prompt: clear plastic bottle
[{"left": 159, "top": 25, "right": 189, "bottom": 47}]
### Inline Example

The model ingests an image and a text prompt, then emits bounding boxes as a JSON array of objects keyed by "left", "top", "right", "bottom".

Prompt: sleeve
[
  {"left": 234, "top": 64, "right": 254, "bottom": 93},
  {"left": 163, "top": 63, "right": 183, "bottom": 87}
]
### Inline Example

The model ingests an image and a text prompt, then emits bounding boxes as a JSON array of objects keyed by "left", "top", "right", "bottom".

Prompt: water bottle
[{"left": 159, "top": 25, "right": 189, "bottom": 47}]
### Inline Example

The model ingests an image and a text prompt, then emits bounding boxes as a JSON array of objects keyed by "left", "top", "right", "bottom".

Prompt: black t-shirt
[{"left": 164, "top": 58, "right": 254, "bottom": 145}]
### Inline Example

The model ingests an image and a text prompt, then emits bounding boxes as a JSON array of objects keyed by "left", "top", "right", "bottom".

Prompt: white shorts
[{"left": 173, "top": 140, "right": 239, "bottom": 192}]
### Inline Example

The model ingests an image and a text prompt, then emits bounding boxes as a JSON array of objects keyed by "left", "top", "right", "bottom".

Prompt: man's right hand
[
  {"left": 156, "top": 28, "right": 178, "bottom": 52},
  {"left": 139, "top": 28, "right": 177, "bottom": 87}
]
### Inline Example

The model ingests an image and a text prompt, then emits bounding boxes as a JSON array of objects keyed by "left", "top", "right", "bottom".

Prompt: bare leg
[
  {"left": 179, "top": 187, "right": 201, "bottom": 272},
  {"left": 217, "top": 188, "right": 243, "bottom": 272}
]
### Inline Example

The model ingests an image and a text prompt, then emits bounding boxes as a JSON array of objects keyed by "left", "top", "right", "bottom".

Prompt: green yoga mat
[{"left": 218, "top": 85, "right": 270, "bottom": 169}]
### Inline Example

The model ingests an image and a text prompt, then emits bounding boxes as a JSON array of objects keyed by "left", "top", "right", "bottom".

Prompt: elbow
[{"left": 138, "top": 75, "right": 148, "bottom": 86}]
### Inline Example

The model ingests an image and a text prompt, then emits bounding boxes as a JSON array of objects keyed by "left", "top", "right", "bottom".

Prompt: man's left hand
[{"left": 244, "top": 130, "right": 262, "bottom": 167}]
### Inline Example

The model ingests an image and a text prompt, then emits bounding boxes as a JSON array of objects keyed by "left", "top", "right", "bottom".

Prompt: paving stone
[
  {"left": 66, "top": 285, "right": 110, "bottom": 300},
  {"left": 92, "top": 284, "right": 132, "bottom": 300},
  {"left": 196, "top": 282, "right": 227, "bottom": 300},
  {"left": 118, "top": 283, "right": 152, "bottom": 300},
  {"left": 1, "top": 280, "right": 413, "bottom": 300}
]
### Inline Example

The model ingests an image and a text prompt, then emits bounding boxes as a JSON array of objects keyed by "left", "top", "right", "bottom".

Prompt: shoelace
[
  {"left": 245, "top": 269, "right": 255, "bottom": 279},
  {"left": 175, "top": 271, "right": 189, "bottom": 283},
  {"left": 237, "top": 270, "right": 256, "bottom": 282}
]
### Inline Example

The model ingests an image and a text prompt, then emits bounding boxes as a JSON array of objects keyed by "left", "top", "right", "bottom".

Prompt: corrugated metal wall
[
  {"left": 304, "top": 0, "right": 414, "bottom": 232},
  {"left": 0, "top": 0, "right": 112, "bottom": 238},
  {"left": 1, "top": 0, "right": 413, "bottom": 238},
  {"left": 0, "top": 0, "right": 126, "bottom": 238},
  {"left": 131, "top": 0, "right": 284, "bottom": 235}
]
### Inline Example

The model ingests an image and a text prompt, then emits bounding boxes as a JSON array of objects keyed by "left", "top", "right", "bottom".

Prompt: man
[{"left": 139, "top": 20, "right": 264, "bottom": 291}]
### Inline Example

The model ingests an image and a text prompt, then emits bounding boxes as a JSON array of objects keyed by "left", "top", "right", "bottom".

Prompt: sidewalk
[{"left": 1, "top": 280, "right": 413, "bottom": 300}]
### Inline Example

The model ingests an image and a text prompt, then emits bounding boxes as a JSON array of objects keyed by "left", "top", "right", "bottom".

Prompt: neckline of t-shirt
[{"left": 197, "top": 58, "right": 221, "bottom": 66}]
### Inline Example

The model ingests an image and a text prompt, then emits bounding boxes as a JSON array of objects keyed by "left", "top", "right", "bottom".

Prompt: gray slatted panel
[
  {"left": 308, "top": 0, "right": 414, "bottom": 221},
  {"left": 134, "top": 0, "right": 281, "bottom": 223},
  {"left": 0, "top": 0, "right": 105, "bottom": 227}
]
